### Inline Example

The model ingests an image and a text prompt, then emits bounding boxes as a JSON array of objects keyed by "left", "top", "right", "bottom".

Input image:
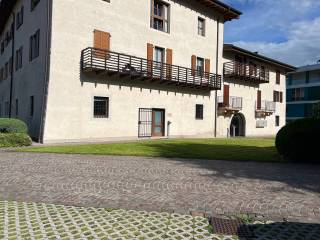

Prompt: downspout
[
  {"left": 214, "top": 17, "right": 220, "bottom": 137},
  {"left": 9, "top": 13, "right": 15, "bottom": 118},
  {"left": 38, "top": 0, "right": 53, "bottom": 143}
]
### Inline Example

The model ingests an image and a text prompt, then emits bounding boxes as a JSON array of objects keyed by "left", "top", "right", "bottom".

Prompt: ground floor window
[
  {"left": 195, "top": 104, "right": 203, "bottom": 119},
  {"left": 94, "top": 96, "right": 109, "bottom": 118}
]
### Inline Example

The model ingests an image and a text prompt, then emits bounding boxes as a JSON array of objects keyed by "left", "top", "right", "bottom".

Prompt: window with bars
[
  {"left": 198, "top": 17, "right": 205, "bottom": 36},
  {"left": 94, "top": 97, "right": 109, "bottom": 118},
  {"left": 151, "top": 0, "right": 170, "bottom": 33},
  {"left": 195, "top": 104, "right": 204, "bottom": 120},
  {"left": 29, "top": 30, "right": 40, "bottom": 61}
]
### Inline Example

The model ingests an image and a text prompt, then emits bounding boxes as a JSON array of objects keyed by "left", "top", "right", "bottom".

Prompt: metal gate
[{"left": 138, "top": 108, "right": 152, "bottom": 138}]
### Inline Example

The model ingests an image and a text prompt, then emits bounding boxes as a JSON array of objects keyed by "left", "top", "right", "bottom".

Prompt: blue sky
[{"left": 222, "top": 0, "right": 320, "bottom": 67}]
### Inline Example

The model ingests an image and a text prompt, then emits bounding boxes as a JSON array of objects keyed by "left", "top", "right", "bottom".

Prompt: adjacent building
[
  {"left": 0, "top": 0, "right": 295, "bottom": 143},
  {"left": 286, "top": 64, "right": 320, "bottom": 123}
]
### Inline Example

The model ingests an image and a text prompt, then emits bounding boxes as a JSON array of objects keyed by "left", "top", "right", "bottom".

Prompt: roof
[
  {"left": 224, "top": 44, "right": 297, "bottom": 72},
  {"left": 0, "top": 0, "right": 241, "bottom": 35},
  {"left": 291, "top": 63, "right": 320, "bottom": 73}
]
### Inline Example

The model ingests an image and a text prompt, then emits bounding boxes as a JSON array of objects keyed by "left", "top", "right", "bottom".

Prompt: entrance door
[
  {"left": 230, "top": 113, "right": 245, "bottom": 137},
  {"left": 152, "top": 109, "right": 165, "bottom": 137}
]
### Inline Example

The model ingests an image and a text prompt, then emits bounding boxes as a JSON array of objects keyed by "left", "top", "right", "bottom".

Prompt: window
[
  {"left": 154, "top": 46, "right": 164, "bottom": 71},
  {"left": 273, "top": 91, "right": 282, "bottom": 103},
  {"left": 198, "top": 17, "right": 205, "bottom": 36},
  {"left": 31, "top": 0, "right": 40, "bottom": 11},
  {"left": 292, "top": 88, "right": 305, "bottom": 101},
  {"left": 276, "top": 70, "right": 281, "bottom": 84},
  {"left": 151, "top": 0, "right": 170, "bottom": 33},
  {"left": 4, "top": 62, "right": 8, "bottom": 79},
  {"left": 30, "top": 96, "right": 34, "bottom": 116},
  {"left": 0, "top": 68, "right": 3, "bottom": 81},
  {"left": 15, "top": 46, "right": 23, "bottom": 71},
  {"left": 196, "top": 57, "right": 204, "bottom": 76},
  {"left": 275, "top": 115, "right": 280, "bottom": 127},
  {"left": 0, "top": 41, "right": 4, "bottom": 54},
  {"left": 195, "top": 104, "right": 203, "bottom": 120},
  {"left": 15, "top": 99, "right": 19, "bottom": 116},
  {"left": 8, "top": 57, "right": 13, "bottom": 75},
  {"left": 16, "top": 6, "right": 24, "bottom": 30},
  {"left": 29, "top": 30, "right": 40, "bottom": 61},
  {"left": 94, "top": 97, "right": 109, "bottom": 118}
]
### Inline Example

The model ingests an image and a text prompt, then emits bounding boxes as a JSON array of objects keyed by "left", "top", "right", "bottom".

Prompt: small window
[
  {"left": 273, "top": 91, "right": 281, "bottom": 103},
  {"left": 0, "top": 68, "right": 3, "bottom": 81},
  {"left": 276, "top": 70, "right": 281, "bottom": 84},
  {"left": 15, "top": 99, "right": 19, "bottom": 116},
  {"left": 16, "top": 6, "right": 24, "bottom": 30},
  {"left": 275, "top": 115, "right": 280, "bottom": 127},
  {"left": 198, "top": 17, "right": 205, "bottom": 36},
  {"left": 8, "top": 57, "right": 13, "bottom": 74},
  {"left": 30, "top": 96, "right": 34, "bottom": 116},
  {"left": 195, "top": 104, "right": 204, "bottom": 120},
  {"left": 15, "top": 46, "right": 23, "bottom": 71},
  {"left": 292, "top": 88, "right": 304, "bottom": 101},
  {"left": 151, "top": 0, "right": 170, "bottom": 33},
  {"left": 94, "top": 96, "right": 109, "bottom": 118},
  {"left": 29, "top": 30, "right": 40, "bottom": 61},
  {"left": 31, "top": 0, "right": 40, "bottom": 11},
  {"left": 196, "top": 57, "right": 204, "bottom": 76}
]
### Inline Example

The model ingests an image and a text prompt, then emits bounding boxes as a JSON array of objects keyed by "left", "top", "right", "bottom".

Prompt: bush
[
  {"left": 276, "top": 118, "right": 320, "bottom": 163},
  {"left": 0, "top": 133, "right": 32, "bottom": 147},
  {"left": 0, "top": 118, "right": 28, "bottom": 134}
]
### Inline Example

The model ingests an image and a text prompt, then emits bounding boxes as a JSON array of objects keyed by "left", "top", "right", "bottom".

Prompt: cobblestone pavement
[{"left": 0, "top": 151, "right": 319, "bottom": 223}]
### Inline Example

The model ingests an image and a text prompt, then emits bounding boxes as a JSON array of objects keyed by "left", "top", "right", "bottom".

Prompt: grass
[{"left": 21, "top": 138, "right": 281, "bottom": 162}]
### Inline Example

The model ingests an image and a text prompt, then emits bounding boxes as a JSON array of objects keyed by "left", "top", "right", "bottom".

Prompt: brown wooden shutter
[
  {"left": 205, "top": 59, "right": 210, "bottom": 79},
  {"left": 166, "top": 48, "right": 172, "bottom": 79},
  {"left": 257, "top": 90, "right": 262, "bottom": 110},
  {"left": 147, "top": 43, "right": 154, "bottom": 74},
  {"left": 223, "top": 85, "right": 230, "bottom": 107},
  {"left": 93, "top": 30, "right": 110, "bottom": 58},
  {"left": 280, "top": 91, "right": 283, "bottom": 103},
  {"left": 191, "top": 55, "right": 197, "bottom": 76}
]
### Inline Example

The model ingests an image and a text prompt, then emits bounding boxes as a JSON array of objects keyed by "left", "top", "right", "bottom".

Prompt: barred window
[
  {"left": 195, "top": 104, "right": 203, "bottom": 120},
  {"left": 94, "top": 97, "right": 109, "bottom": 118}
]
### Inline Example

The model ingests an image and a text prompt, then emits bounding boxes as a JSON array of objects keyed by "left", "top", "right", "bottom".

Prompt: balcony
[
  {"left": 224, "top": 61, "right": 270, "bottom": 83},
  {"left": 81, "top": 47, "right": 221, "bottom": 90},
  {"left": 218, "top": 96, "right": 243, "bottom": 114},
  {"left": 255, "top": 100, "right": 276, "bottom": 117}
]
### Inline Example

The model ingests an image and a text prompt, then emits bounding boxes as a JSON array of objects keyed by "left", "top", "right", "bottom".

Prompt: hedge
[
  {"left": 0, "top": 118, "right": 28, "bottom": 134},
  {"left": 276, "top": 118, "right": 320, "bottom": 163},
  {"left": 0, "top": 133, "right": 32, "bottom": 147}
]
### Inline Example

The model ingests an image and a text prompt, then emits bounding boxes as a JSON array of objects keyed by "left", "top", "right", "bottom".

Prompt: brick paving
[{"left": 0, "top": 151, "right": 319, "bottom": 223}]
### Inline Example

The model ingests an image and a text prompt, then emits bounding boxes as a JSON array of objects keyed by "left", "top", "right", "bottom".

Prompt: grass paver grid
[{"left": 0, "top": 201, "right": 236, "bottom": 240}]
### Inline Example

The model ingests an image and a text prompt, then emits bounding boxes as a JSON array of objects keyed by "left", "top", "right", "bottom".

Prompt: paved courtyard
[{"left": 0, "top": 151, "right": 319, "bottom": 223}]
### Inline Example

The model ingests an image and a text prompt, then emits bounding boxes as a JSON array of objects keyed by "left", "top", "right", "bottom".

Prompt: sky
[{"left": 222, "top": 0, "right": 320, "bottom": 67}]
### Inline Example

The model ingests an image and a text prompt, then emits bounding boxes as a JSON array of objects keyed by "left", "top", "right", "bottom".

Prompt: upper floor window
[
  {"left": 0, "top": 67, "right": 3, "bottom": 81},
  {"left": 196, "top": 57, "right": 204, "bottom": 76},
  {"left": 198, "top": 17, "right": 205, "bottom": 36},
  {"left": 273, "top": 90, "right": 283, "bottom": 103},
  {"left": 16, "top": 6, "right": 24, "bottom": 30},
  {"left": 31, "top": 0, "right": 40, "bottom": 11},
  {"left": 276, "top": 70, "right": 280, "bottom": 84},
  {"left": 29, "top": 30, "right": 40, "bottom": 61},
  {"left": 0, "top": 41, "right": 4, "bottom": 54},
  {"left": 16, "top": 46, "right": 23, "bottom": 71},
  {"left": 292, "top": 88, "right": 305, "bottom": 101},
  {"left": 275, "top": 115, "right": 280, "bottom": 127},
  {"left": 151, "top": 0, "right": 170, "bottom": 33}
]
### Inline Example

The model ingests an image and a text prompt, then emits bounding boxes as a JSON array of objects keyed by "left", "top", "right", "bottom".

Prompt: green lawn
[{"left": 22, "top": 138, "right": 282, "bottom": 162}]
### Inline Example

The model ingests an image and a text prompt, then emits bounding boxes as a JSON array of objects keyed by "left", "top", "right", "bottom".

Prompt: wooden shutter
[
  {"left": 147, "top": 43, "right": 154, "bottom": 74},
  {"left": 280, "top": 92, "right": 283, "bottom": 103},
  {"left": 93, "top": 30, "right": 110, "bottom": 58},
  {"left": 205, "top": 59, "right": 210, "bottom": 79},
  {"left": 273, "top": 91, "right": 277, "bottom": 102},
  {"left": 257, "top": 90, "right": 261, "bottom": 110},
  {"left": 166, "top": 48, "right": 172, "bottom": 79},
  {"left": 191, "top": 55, "right": 196, "bottom": 76},
  {"left": 223, "top": 85, "right": 230, "bottom": 107}
]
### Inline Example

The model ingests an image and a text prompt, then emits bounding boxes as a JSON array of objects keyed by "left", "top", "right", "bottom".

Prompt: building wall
[
  {"left": 42, "top": 0, "right": 224, "bottom": 142},
  {"left": 0, "top": 0, "right": 50, "bottom": 139},
  {"left": 217, "top": 54, "right": 286, "bottom": 137}
]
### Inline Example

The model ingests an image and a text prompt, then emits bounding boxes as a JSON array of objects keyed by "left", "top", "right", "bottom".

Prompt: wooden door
[{"left": 152, "top": 109, "right": 165, "bottom": 137}]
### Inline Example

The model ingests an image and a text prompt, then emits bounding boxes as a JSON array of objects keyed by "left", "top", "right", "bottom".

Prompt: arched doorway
[{"left": 230, "top": 113, "right": 246, "bottom": 137}]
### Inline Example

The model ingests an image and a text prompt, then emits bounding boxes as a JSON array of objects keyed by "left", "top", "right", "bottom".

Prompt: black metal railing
[
  {"left": 256, "top": 100, "right": 276, "bottom": 112},
  {"left": 224, "top": 61, "right": 270, "bottom": 83},
  {"left": 81, "top": 47, "right": 221, "bottom": 90},
  {"left": 218, "top": 96, "right": 243, "bottom": 110}
]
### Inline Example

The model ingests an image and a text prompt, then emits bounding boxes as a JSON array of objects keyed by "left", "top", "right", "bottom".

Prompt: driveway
[{"left": 0, "top": 151, "right": 319, "bottom": 222}]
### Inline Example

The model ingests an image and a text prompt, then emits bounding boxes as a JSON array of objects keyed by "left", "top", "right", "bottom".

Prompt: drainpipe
[
  {"left": 38, "top": 0, "right": 53, "bottom": 143},
  {"left": 214, "top": 17, "right": 220, "bottom": 137},
  {"left": 9, "top": 13, "right": 16, "bottom": 118}
]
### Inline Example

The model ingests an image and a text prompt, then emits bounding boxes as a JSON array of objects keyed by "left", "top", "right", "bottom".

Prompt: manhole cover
[{"left": 210, "top": 217, "right": 252, "bottom": 238}]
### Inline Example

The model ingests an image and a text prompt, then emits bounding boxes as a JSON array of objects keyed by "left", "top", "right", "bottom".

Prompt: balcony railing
[
  {"left": 81, "top": 47, "right": 221, "bottom": 90},
  {"left": 224, "top": 61, "right": 270, "bottom": 83},
  {"left": 256, "top": 100, "right": 276, "bottom": 112},
  {"left": 218, "top": 96, "right": 243, "bottom": 110}
]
